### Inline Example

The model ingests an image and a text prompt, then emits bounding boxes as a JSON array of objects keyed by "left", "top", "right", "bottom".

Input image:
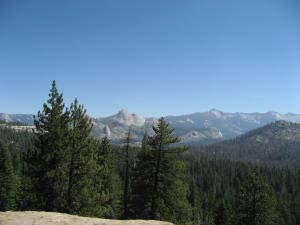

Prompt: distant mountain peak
[
  {"left": 115, "top": 109, "right": 131, "bottom": 120},
  {"left": 117, "top": 109, "right": 129, "bottom": 116},
  {"left": 111, "top": 109, "right": 145, "bottom": 127},
  {"left": 208, "top": 108, "right": 223, "bottom": 118}
]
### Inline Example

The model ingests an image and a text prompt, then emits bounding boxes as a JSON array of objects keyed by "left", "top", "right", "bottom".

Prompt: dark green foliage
[
  {"left": 132, "top": 118, "right": 192, "bottom": 224},
  {"left": 236, "top": 173, "right": 277, "bottom": 225},
  {"left": 30, "top": 80, "right": 70, "bottom": 211},
  {"left": 0, "top": 127, "right": 36, "bottom": 210},
  {"left": 214, "top": 200, "right": 233, "bottom": 225},
  {"left": 66, "top": 98, "right": 97, "bottom": 215},
  {"left": 188, "top": 180, "right": 202, "bottom": 224},
  {"left": 184, "top": 153, "right": 300, "bottom": 225},
  {"left": 122, "top": 128, "right": 131, "bottom": 219},
  {"left": 130, "top": 133, "right": 153, "bottom": 218},
  {"left": 92, "top": 137, "right": 121, "bottom": 218},
  {"left": 27, "top": 81, "right": 121, "bottom": 217},
  {"left": 0, "top": 126, "right": 35, "bottom": 173},
  {"left": 0, "top": 143, "right": 19, "bottom": 210},
  {"left": 28, "top": 81, "right": 121, "bottom": 217}
]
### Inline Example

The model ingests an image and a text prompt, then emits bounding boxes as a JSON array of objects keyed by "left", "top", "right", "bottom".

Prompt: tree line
[{"left": 0, "top": 81, "right": 300, "bottom": 225}]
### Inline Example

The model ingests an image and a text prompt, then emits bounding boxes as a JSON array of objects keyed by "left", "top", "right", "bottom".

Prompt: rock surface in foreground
[{"left": 0, "top": 211, "right": 174, "bottom": 225}]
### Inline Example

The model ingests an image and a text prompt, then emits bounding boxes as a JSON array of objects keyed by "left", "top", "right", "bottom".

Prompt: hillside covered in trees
[
  {"left": 0, "top": 81, "right": 300, "bottom": 225},
  {"left": 193, "top": 120, "right": 300, "bottom": 167}
]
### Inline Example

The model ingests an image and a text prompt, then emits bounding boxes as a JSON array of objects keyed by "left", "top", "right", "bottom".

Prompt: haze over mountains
[{"left": 1, "top": 109, "right": 300, "bottom": 144}]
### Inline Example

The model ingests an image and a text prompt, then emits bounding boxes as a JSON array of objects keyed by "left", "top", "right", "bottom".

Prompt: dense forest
[
  {"left": 191, "top": 120, "right": 300, "bottom": 168},
  {"left": 0, "top": 81, "right": 300, "bottom": 225}
]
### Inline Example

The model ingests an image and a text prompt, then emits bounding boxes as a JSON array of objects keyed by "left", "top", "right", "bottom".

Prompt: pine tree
[
  {"left": 123, "top": 128, "right": 131, "bottom": 219},
  {"left": 130, "top": 132, "right": 153, "bottom": 218},
  {"left": 0, "top": 143, "right": 19, "bottom": 210},
  {"left": 30, "top": 80, "right": 70, "bottom": 211},
  {"left": 236, "top": 173, "right": 277, "bottom": 225},
  {"left": 66, "top": 98, "right": 97, "bottom": 215},
  {"left": 92, "top": 137, "right": 121, "bottom": 218},
  {"left": 132, "top": 117, "right": 192, "bottom": 224}
]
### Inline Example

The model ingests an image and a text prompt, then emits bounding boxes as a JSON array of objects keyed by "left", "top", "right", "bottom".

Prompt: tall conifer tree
[
  {"left": 123, "top": 128, "right": 131, "bottom": 219},
  {"left": 66, "top": 98, "right": 97, "bottom": 215},
  {"left": 131, "top": 132, "right": 153, "bottom": 218},
  {"left": 31, "top": 80, "right": 70, "bottom": 211},
  {"left": 132, "top": 118, "right": 192, "bottom": 223},
  {"left": 92, "top": 137, "right": 121, "bottom": 218}
]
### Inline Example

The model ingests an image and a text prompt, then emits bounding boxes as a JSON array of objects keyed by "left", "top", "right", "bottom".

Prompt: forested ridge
[
  {"left": 192, "top": 120, "right": 300, "bottom": 168},
  {"left": 0, "top": 81, "right": 300, "bottom": 225}
]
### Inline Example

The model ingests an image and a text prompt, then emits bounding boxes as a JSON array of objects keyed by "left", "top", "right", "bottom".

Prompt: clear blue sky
[{"left": 0, "top": 0, "right": 299, "bottom": 117}]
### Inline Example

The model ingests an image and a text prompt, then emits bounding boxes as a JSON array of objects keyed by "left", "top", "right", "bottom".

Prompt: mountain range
[{"left": 1, "top": 109, "right": 300, "bottom": 144}]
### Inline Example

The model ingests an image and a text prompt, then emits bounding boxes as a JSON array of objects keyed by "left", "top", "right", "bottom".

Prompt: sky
[{"left": 0, "top": 0, "right": 300, "bottom": 117}]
